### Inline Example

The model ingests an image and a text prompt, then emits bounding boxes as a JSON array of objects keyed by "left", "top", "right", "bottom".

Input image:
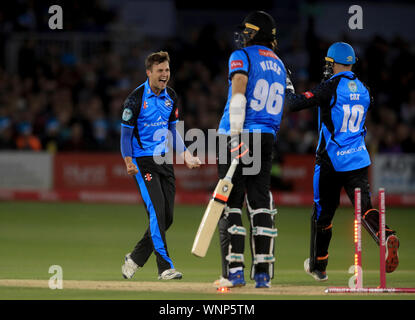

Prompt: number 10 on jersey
[{"left": 341, "top": 104, "right": 364, "bottom": 133}]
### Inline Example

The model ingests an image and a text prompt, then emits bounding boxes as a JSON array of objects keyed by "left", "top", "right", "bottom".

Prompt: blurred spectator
[
  {"left": 0, "top": 2, "right": 414, "bottom": 156},
  {"left": 0, "top": 117, "right": 15, "bottom": 149},
  {"left": 15, "top": 122, "right": 42, "bottom": 151},
  {"left": 60, "top": 122, "right": 89, "bottom": 151}
]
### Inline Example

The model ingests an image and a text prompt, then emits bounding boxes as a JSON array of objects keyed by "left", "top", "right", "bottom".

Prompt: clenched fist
[
  {"left": 182, "top": 150, "right": 202, "bottom": 169},
  {"left": 124, "top": 157, "right": 139, "bottom": 176}
]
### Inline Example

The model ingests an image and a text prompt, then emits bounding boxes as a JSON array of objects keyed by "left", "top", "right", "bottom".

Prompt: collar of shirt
[
  {"left": 331, "top": 70, "right": 355, "bottom": 79},
  {"left": 144, "top": 79, "right": 167, "bottom": 98}
]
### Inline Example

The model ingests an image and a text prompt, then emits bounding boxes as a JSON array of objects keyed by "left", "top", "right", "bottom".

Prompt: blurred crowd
[{"left": 0, "top": 2, "right": 414, "bottom": 155}]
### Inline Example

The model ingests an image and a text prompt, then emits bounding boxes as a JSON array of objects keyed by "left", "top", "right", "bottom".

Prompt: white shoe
[
  {"left": 213, "top": 276, "right": 234, "bottom": 288},
  {"left": 158, "top": 269, "right": 183, "bottom": 280},
  {"left": 304, "top": 258, "right": 328, "bottom": 281},
  {"left": 122, "top": 253, "right": 139, "bottom": 279}
]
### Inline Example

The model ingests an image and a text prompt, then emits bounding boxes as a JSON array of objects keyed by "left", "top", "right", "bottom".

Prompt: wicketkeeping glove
[
  {"left": 228, "top": 135, "right": 249, "bottom": 161},
  {"left": 285, "top": 69, "right": 295, "bottom": 93}
]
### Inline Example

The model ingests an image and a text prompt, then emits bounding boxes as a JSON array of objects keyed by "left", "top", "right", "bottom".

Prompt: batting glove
[{"left": 228, "top": 135, "right": 249, "bottom": 161}]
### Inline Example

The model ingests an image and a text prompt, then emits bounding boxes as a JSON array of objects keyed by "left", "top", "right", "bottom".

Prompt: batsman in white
[{"left": 215, "top": 11, "right": 287, "bottom": 288}]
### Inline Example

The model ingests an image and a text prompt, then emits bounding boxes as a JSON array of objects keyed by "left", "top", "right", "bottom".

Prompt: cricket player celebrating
[
  {"left": 120, "top": 51, "right": 201, "bottom": 280},
  {"left": 215, "top": 11, "right": 286, "bottom": 288},
  {"left": 285, "top": 42, "right": 400, "bottom": 281}
]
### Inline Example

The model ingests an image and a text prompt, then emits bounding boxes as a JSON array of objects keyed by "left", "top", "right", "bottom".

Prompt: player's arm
[
  {"left": 229, "top": 73, "right": 248, "bottom": 135},
  {"left": 169, "top": 122, "right": 201, "bottom": 169},
  {"left": 120, "top": 126, "right": 138, "bottom": 175},
  {"left": 120, "top": 91, "right": 140, "bottom": 175},
  {"left": 285, "top": 78, "right": 337, "bottom": 112},
  {"left": 168, "top": 89, "right": 201, "bottom": 169}
]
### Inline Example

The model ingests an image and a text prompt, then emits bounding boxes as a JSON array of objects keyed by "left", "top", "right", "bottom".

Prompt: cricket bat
[{"left": 191, "top": 158, "right": 239, "bottom": 257}]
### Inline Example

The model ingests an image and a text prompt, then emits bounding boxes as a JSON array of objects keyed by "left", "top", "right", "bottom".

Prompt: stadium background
[
  {"left": 0, "top": 0, "right": 415, "bottom": 301},
  {"left": 0, "top": 0, "right": 414, "bottom": 205}
]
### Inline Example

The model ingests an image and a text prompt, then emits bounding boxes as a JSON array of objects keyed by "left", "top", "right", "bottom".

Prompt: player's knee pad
[{"left": 246, "top": 193, "right": 278, "bottom": 278}]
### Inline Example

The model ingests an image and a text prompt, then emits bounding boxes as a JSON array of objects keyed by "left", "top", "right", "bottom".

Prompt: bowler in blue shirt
[{"left": 120, "top": 51, "right": 201, "bottom": 281}]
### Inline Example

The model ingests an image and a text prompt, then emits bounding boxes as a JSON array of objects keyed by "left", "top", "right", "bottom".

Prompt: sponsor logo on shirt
[
  {"left": 231, "top": 60, "right": 243, "bottom": 70},
  {"left": 302, "top": 91, "right": 314, "bottom": 99},
  {"left": 143, "top": 101, "right": 148, "bottom": 109},
  {"left": 258, "top": 49, "right": 278, "bottom": 59},
  {"left": 144, "top": 173, "right": 152, "bottom": 181},
  {"left": 336, "top": 145, "right": 366, "bottom": 156},
  {"left": 143, "top": 120, "right": 168, "bottom": 127}
]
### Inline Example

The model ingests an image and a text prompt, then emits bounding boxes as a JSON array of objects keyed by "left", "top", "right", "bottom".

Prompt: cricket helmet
[
  {"left": 235, "top": 11, "right": 277, "bottom": 49},
  {"left": 325, "top": 42, "right": 356, "bottom": 65}
]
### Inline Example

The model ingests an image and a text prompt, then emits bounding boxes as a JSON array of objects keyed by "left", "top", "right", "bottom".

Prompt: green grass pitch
[{"left": 0, "top": 201, "right": 414, "bottom": 300}]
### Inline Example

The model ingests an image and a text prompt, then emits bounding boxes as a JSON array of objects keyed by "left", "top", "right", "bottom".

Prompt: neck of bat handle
[{"left": 225, "top": 159, "right": 239, "bottom": 180}]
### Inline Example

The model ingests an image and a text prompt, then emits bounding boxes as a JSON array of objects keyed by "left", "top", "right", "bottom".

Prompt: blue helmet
[{"left": 325, "top": 42, "right": 356, "bottom": 65}]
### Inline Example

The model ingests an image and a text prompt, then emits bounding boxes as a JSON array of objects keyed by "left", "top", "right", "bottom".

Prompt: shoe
[
  {"left": 213, "top": 270, "right": 246, "bottom": 288},
  {"left": 304, "top": 258, "right": 328, "bottom": 281},
  {"left": 122, "top": 253, "right": 139, "bottom": 279},
  {"left": 213, "top": 277, "right": 234, "bottom": 288},
  {"left": 254, "top": 273, "right": 271, "bottom": 288},
  {"left": 385, "top": 235, "right": 400, "bottom": 273},
  {"left": 158, "top": 269, "right": 183, "bottom": 280},
  {"left": 228, "top": 270, "right": 246, "bottom": 287}
]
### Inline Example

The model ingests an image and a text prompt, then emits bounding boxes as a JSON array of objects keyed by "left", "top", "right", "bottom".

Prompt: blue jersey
[
  {"left": 218, "top": 45, "right": 287, "bottom": 136},
  {"left": 120, "top": 80, "right": 179, "bottom": 157},
  {"left": 319, "top": 71, "right": 371, "bottom": 171},
  {"left": 285, "top": 71, "right": 372, "bottom": 172}
]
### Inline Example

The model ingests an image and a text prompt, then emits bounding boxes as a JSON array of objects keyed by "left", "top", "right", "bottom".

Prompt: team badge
[
  {"left": 348, "top": 81, "right": 357, "bottom": 92},
  {"left": 122, "top": 108, "right": 133, "bottom": 121},
  {"left": 347, "top": 56, "right": 353, "bottom": 62},
  {"left": 165, "top": 99, "right": 172, "bottom": 107},
  {"left": 144, "top": 173, "right": 152, "bottom": 181}
]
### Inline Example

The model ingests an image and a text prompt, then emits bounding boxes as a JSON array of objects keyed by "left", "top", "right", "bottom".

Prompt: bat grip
[{"left": 224, "top": 158, "right": 239, "bottom": 181}]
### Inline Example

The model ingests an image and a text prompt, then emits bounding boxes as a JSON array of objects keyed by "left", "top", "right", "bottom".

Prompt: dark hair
[{"left": 145, "top": 51, "right": 170, "bottom": 70}]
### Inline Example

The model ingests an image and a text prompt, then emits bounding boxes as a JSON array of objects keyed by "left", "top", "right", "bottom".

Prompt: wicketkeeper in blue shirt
[
  {"left": 120, "top": 51, "right": 201, "bottom": 281},
  {"left": 285, "top": 42, "right": 400, "bottom": 281}
]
